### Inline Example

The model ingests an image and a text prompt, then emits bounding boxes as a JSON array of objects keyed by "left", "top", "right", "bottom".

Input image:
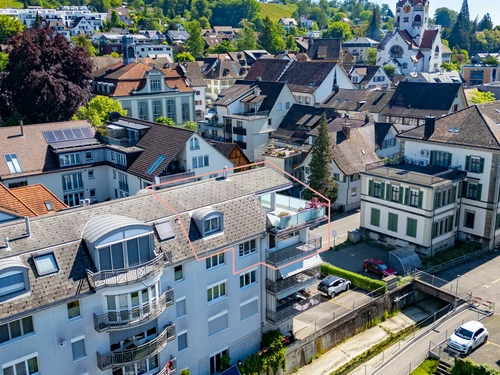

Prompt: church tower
[
  {"left": 122, "top": 34, "right": 136, "bottom": 65},
  {"left": 395, "top": 0, "right": 430, "bottom": 45}
]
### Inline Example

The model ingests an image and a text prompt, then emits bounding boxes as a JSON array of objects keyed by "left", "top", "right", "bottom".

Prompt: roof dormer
[{"left": 192, "top": 208, "right": 224, "bottom": 237}]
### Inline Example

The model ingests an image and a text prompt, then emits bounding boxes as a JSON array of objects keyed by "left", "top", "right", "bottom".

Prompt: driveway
[
  {"left": 312, "top": 210, "right": 360, "bottom": 247},
  {"left": 468, "top": 314, "right": 500, "bottom": 371}
]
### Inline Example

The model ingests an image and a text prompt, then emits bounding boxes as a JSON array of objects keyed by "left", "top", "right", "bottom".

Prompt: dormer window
[
  {"left": 150, "top": 79, "right": 161, "bottom": 91},
  {"left": 204, "top": 216, "right": 220, "bottom": 235},
  {"left": 190, "top": 137, "right": 200, "bottom": 150},
  {"left": 192, "top": 208, "right": 224, "bottom": 237},
  {"left": 0, "top": 271, "right": 25, "bottom": 298}
]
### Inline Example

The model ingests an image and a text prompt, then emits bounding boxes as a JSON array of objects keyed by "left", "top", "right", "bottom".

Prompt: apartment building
[
  {"left": 0, "top": 166, "right": 327, "bottom": 375},
  {"left": 349, "top": 65, "right": 390, "bottom": 90}
]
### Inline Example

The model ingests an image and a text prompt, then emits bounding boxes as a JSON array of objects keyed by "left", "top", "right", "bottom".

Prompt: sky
[{"left": 373, "top": 0, "right": 500, "bottom": 27}]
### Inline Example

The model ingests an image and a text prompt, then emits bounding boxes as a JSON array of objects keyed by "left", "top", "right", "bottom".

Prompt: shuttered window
[
  {"left": 370, "top": 208, "right": 380, "bottom": 227},
  {"left": 465, "top": 156, "right": 485, "bottom": 174},
  {"left": 388, "top": 213, "right": 398, "bottom": 232},
  {"left": 240, "top": 299, "right": 258, "bottom": 321},
  {"left": 406, "top": 218, "right": 417, "bottom": 238},
  {"left": 430, "top": 151, "right": 452, "bottom": 167},
  {"left": 208, "top": 312, "right": 228, "bottom": 336}
]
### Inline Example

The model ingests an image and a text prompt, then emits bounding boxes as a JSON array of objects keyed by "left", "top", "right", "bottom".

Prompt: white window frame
[
  {"left": 0, "top": 316, "right": 34, "bottom": 345},
  {"left": 239, "top": 239, "right": 256, "bottom": 257},
  {"left": 177, "top": 330, "right": 188, "bottom": 352},
  {"left": 0, "top": 271, "right": 26, "bottom": 298},
  {"left": 2, "top": 353, "right": 39, "bottom": 375},
  {"left": 4, "top": 154, "right": 23, "bottom": 173},
  {"left": 204, "top": 215, "right": 220, "bottom": 235},
  {"left": 88, "top": 169, "right": 94, "bottom": 179},
  {"left": 62, "top": 172, "right": 83, "bottom": 192},
  {"left": 71, "top": 336, "right": 87, "bottom": 362},
  {"left": 207, "top": 280, "right": 227, "bottom": 303},
  {"left": 59, "top": 153, "right": 81, "bottom": 167},
  {"left": 150, "top": 79, "right": 161, "bottom": 91},
  {"left": 239, "top": 269, "right": 257, "bottom": 289},
  {"left": 176, "top": 296, "right": 187, "bottom": 319},
  {"left": 206, "top": 252, "right": 225, "bottom": 270},
  {"left": 190, "top": 137, "right": 200, "bottom": 151}
]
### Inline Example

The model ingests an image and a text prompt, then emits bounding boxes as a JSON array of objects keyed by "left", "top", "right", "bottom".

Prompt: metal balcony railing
[
  {"left": 266, "top": 266, "right": 320, "bottom": 295},
  {"left": 87, "top": 252, "right": 170, "bottom": 290},
  {"left": 232, "top": 127, "right": 247, "bottom": 136},
  {"left": 93, "top": 288, "right": 174, "bottom": 332},
  {"left": 96, "top": 323, "right": 176, "bottom": 370},
  {"left": 265, "top": 235, "right": 322, "bottom": 267},
  {"left": 156, "top": 356, "right": 177, "bottom": 375},
  {"left": 266, "top": 292, "right": 321, "bottom": 324},
  {"left": 154, "top": 171, "right": 195, "bottom": 185},
  {"left": 230, "top": 110, "right": 270, "bottom": 117}
]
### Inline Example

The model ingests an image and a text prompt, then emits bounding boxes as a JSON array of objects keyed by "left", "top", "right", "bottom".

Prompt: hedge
[
  {"left": 321, "top": 263, "right": 387, "bottom": 293},
  {"left": 451, "top": 359, "right": 500, "bottom": 375}
]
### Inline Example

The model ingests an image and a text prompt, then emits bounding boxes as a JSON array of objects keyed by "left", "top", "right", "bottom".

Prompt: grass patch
[
  {"left": 410, "top": 359, "right": 439, "bottom": 375},
  {"left": 397, "top": 275, "right": 413, "bottom": 287},
  {"left": 421, "top": 240, "right": 482, "bottom": 268},
  {"left": 259, "top": 3, "right": 297, "bottom": 23},
  {"left": 321, "top": 263, "right": 387, "bottom": 293},
  {"left": 0, "top": 0, "right": 23, "bottom": 7}
]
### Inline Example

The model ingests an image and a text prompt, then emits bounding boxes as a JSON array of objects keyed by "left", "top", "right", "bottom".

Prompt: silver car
[{"left": 317, "top": 275, "right": 351, "bottom": 298}]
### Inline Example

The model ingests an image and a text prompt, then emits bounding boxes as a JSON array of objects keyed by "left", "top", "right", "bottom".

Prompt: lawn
[
  {"left": 0, "top": 0, "right": 23, "bottom": 8},
  {"left": 259, "top": 3, "right": 297, "bottom": 23},
  {"left": 410, "top": 359, "right": 439, "bottom": 375}
]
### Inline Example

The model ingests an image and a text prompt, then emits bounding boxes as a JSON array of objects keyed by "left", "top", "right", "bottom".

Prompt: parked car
[
  {"left": 447, "top": 321, "right": 488, "bottom": 354},
  {"left": 317, "top": 275, "right": 351, "bottom": 298},
  {"left": 363, "top": 259, "right": 396, "bottom": 277}
]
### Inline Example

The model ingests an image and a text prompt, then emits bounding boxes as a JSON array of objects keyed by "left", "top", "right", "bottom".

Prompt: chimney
[
  {"left": 24, "top": 216, "right": 31, "bottom": 238},
  {"left": 19, "top": 120, "right": 24, "bottom": 137},
  {"left": 254, "top": 85, "right": 261, "bottom": 96},
  {"left": 223, "top": 166, "right": 228, "bottom": 179},
  {"left": 342, "top": 125, "right": 351, "bottom": 140},
  {"left": 424, "top": 116, "right": 436, "bottom": 139},
  {"left": 256, "top": 76, "right": 262, "bottom": 81},
  {"left": 3, "top": 237, "right": 10, "bottom": 251}
]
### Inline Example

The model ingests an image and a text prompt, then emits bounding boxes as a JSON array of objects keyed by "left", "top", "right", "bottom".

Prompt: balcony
[
  {"left": 87, "top": 252, "right": 169, "bottom": 290},
  {"left": 119, "top": 181, "right": 129, "bottom": 192},
  {"left": 412, "top": 22, "right": 422, "bottom": 27},
  {"left": 266, "top": 292, "right": 321, "bottom": 324},
  {"left": 233, "top": 127, "right": 247, "bottom": 136},
  {"left": 154, "top": 170, "right": 195, "bottom": 185},
  {"left": 203, "top": 132, "right": 225, "bottom": 142},
  {"left": 93, "top": 288, "right": 174, "bottom": 333},
  {"left": 156, "top": 356, "right": 177, "bottom": 375},
  {"left": 266, "top": 266, "right": 320, "bottom": 295},
  {"left": 229, "top": 110, "right": 270, "bottom": 118},
  {"left": 266, "top": 234, "right": 322, "bottom": 266},
  {"left": 235, "top": 141, "right": 247, "bottom": 150},
  {"left": 96, "top": 322, "right": 176, "bottom": 370},
  {"left": 267, "top": 195, "right": 327, "bottom": 231},
  {"left": 100, "top": 135, "right": 138, "bottom": 148}
]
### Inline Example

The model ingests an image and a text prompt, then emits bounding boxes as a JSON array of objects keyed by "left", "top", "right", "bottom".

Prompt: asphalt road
[{"left": 312, "top": 210, "right": 361, "bottom": 247}]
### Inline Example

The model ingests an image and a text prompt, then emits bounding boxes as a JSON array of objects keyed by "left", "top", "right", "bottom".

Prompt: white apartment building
[
  {"left": 349, "top": 65, "right": 390, "bottom": 90},
  {"left": 0, "top": 166, "right": 327, "bottom": 375},
  {"left": 343, "top": 37, "right": 379, "bottom": 63}
]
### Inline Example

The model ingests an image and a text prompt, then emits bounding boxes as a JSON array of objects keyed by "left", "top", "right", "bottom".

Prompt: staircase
[{"left": 435, "top": 360, "right": 452, "bottom": 375}]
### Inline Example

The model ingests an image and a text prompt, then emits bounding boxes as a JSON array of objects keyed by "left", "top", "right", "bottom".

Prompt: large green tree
[
  {"left": 434, "top": 7, "right": 457, "bottom": 29},
  {"left": 235, "top": 26, "right": 256, "bottom": 50},
  {"left": 73, "top": 95, "right": 127, "bottom": 132},
  {"left": 184, "top": 20, "right": 205, "bottom": 57},
  {"left": 323, "top": 21, "right": 352, "bottom": 41},
  {"left": 304, "top": 113, "right": 338, "bottom": 203},
  {"left": 368, "top": 5, "right": 381, "bottom": 41},
  {"left": 477, "top": 13, "right": 493, "bottom": 31},
  {"left": 71, "top": 35, "right": 97, "bottom": 57},
  {"left": 0, "top": 15, "right": 23, "bottom": 43},
  {"left": 191, "top": 0, "right": 212, "bottom": 20},
  {"left": 449, "top": 0, "right": 471, "bottom": 50},
  {"left": 366, "top": 47, "right": 377, "bottom": 65},
  {"left": 470, "top": 89, "right": 496, "bottom": 104},
  {"left": 258, "top": 16, "right": 285, "bottom": 54}
]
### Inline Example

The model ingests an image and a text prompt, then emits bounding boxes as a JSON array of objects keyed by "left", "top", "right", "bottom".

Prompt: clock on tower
[{"left": 403, "top": 5, "right": 411, "bottom": 14}]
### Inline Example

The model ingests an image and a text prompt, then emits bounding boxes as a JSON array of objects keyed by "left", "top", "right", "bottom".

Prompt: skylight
[
  {"left": 146, "top": 155, "right": 166, "bottom": 175},
  {"left": 448, "top": 128, "right": 461, "bottom": 134},
  {"left": 155, "top": 221, "right": 176, "bottom": 241},
  {"left": 33, "top": 253, "right": 59, "bottom": 276},
  {"left": 45, "top": 201, "right": 54, "bottom": 211},
  {"left": 4, "top": 154, "right": 23, "bottom": 174}
]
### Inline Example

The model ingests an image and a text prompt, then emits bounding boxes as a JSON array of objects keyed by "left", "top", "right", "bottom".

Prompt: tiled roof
[
  {"left": 245, "top": 59, "right": 289, "bottom": 81},
  {"left": 398, "top": 103, "right": 500, "bottom": 151},
  {"left": 343, "top": 37, "right": 379, "bottom": 46},
  {"left": 420, "top": 29, "right": 438, "bottom": 49},
  {"left": 176, "top": 62, "right": 206, "bottom": 87},
  {"left": 200, "top": 58, "right": 246, "bottom": 80},
  {"left": 215, "top": 80, "right": 286, "bottom": 112},
  {"left": 279, "top": 61, "right": 337, "bottom": 94},
  {"left": 0, "top": 121, "right": 95, "bottom": 179},
  {"left": 10, "top": 184, "right": 67, "bottom": 216},
  {"left": 307, "top": 117, "right": 366, "bottom": 137},
  {"left": 380, "top": 82, "right": 462, "bottom": 118},
  {"left": 307, "top": 38, "right": 342, "bottom": 60},
  {"left": 206, "top": 141, "right": 248, "bottom": 163},
  {"left": 0, "top": 183, "right": 36, "bottom": 217},
  {"left": 321, "top": 89, "right": 394, "bottom": 113},
  {"left": 399, "top": 30, "right": 419, "bottom": 49},
  {"left": 351, "top": 65, "right": 381, "bottom": 86}
]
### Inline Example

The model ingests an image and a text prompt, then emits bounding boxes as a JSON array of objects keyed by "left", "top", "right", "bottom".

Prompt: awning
[
  {"left": 205, "top": 112, "right": 216, "bottom": 119},
  {"left": 278, "top": 254, "right": 322, "bottom": 279}
]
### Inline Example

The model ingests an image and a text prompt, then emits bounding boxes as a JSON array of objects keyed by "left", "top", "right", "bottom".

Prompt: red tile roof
[{"left": 420, "top": 29, "right": 438, "bottom": 49}]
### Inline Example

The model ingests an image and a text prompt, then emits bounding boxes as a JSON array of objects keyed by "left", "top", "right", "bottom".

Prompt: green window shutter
[
  {"left": 368, "top": 180, "right": 374, "bottom": 196},
  {"left": 465, "top": 156, "right": 471, "bottom": 171},
  {"left": 462, "top": 181, "right": 468, "bottom": 198},
  {"left": 430, "top": 151, "right": 435, "bottom": 166},
  {"left": 405, "top": 187, "right": 410, "bottom": 205},
  {"left": 418, "top": 191, "right": 423, "bottom": 208},
  {"left": 434, "top": 192, "right": 439, "bottom": 209},
  {"left": 388, "top": 213, "right": 398, "bottom": 232},
  {"left": 381, "top": 183, "right": 385, "bottom": 199},
  {"left": 448, "top": 215, "right": 454, "bottom": 232},
  {"left": 447, "top": 153, "right": 452, "bottom": 167},
  {"left": 385, "top": 184, "right": 391, "bottom": 200},
  {"left": 371, "top": 208, "right": 380, "bottom": 226},
  {"left": 452, "top": 185, "right": 457, "bottom": 202},
  {"left": 477, "top": 184, "right": 482, "bottom": 201},
  {"left": 479, "top": 158, "right": 485, "bottom": 173},
  {"left": 406, "top": 218, "right": 417, "bottom": 238},
  {"left": 398, "top": 187, "right": 404, "bottom": 204}
]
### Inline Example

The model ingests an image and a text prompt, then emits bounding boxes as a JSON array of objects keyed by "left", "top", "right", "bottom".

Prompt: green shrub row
[
  {"left": 452, "top": 359, "right": 500, "bottom": 375},
  {"left": 321, "top": 263, "right": 387, "bottom": 293}
]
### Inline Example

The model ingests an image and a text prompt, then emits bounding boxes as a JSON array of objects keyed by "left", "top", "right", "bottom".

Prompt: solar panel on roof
[
  {"left": 72, "top": 128, "right": 84, "bottom": 139},
  {"left": 63, "top": 128, "right": 76, "bottom": 140},
  {"left": 81, "top": 127, "right": 93, "bottom": 138},
  {"left": 53, "top": 130, "right": 65, "bottom": 141},
  {"left": 155, "top": 222, "right": 176, "bottom": 241},
  {"left": 43, "top": 130, "right": 57, "bottom": 143}
]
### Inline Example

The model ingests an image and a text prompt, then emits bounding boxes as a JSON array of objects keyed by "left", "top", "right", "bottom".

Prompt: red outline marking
[{"left": 146, "top": 160, "right": 331, "bottom": 275}]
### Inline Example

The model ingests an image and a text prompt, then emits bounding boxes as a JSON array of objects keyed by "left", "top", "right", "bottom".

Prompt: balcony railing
[
  {"left": 87, "top": 252, "right": 169, "bottom": 290},
  {"left": 229, "top": 110, "right": 270, "bottom": 117},
  {"left": 266, "top": 292, "right": 321, "bottom": 324},
  {"left": 235, "top": 141, "right": 247, "bottom": 150},
  {"left": 233, "top": 127, "right": 247, "bottom": 136},
  {"left": 203, "top": 133, "right": 225, "bottom": 142},
  {"left": 265, "top": 234, "right": 322, "bottom": 266},
  {"left": 266, "top": 266, "right": 320, "bottom": 295},
  {"left": 154, "top": 170, "right": 195, "bottom": 185},
  {"left": 100, "top": 135, "right": 138, "bottom": 148},
  {"left": 96, "top": 323, "right": 176, "bottom": 370},
  {"left": 156, "top": 356, "right": 177, "bottom": 375},
  {"left": 119, "top": 181, "right": 129, "bottom": 192},
  {"left": 93, "top": 288, "right": 174, "bottom": 332}
]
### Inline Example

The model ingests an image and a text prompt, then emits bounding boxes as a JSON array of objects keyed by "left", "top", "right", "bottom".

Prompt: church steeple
[
  {"left": 122, "top": 34, "right": 136, "bottom": 66},
  {"left": 395, "top": 0, "right": 430, "bottom": 44}
]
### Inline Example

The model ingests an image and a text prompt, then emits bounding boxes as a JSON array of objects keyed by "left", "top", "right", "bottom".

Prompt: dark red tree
[{"left": 0, "top": 26, "right": 92, "bottom": 124}]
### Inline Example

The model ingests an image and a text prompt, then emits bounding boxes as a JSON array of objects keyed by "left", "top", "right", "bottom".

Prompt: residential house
[
  {"left": 92, "top": 35, "right": 195, "bottom": 124},
  {"left": 70, "top": 16, "right": 94, "bottom": 36},
  {"left": 307, "top": 38, "right": 343, "bottom": 62},
  {"left": 405, "top": 70, "right": 464, "bottom": 84},
  {"left": 137, "top": 30, "right": 166, "bottom": 42},
  {"left": 299, "top": 15, "right": 315, "bottom": 29},
  {"left": 378, "top": 82, "right": 467, "bottom": 127},
  {"left": 343, "top": 37, "right": 379, "bottom": 63},
  {"left": 306, "top": 30, "right": 321, "bottom": 38},
  {"left": 206, "top": 141, "right": 251, "bottom": 168},
  {"left": 199, "top": 57, "right": 247, "bottom": 103},
  {"left": 442, "top": 43, "right": 452, "bottom": 63},
  {"left": 0, "top": 183, "right": 67, "bottom": 222},
  {"left": 135, "top": 44, "right": 173, "bottom": 60},
  {"left": 0, "top": 166, "right": 326, "bottom": 375},
  {"left": 470, "top": 53, "right": 500, "bottom": 65},
  {"left": 92, "top": 33, "right": 160, "bottom": 55},
  {"left": 166, "top": 30, "right": 190, "bottom": 45},
  {"left": 362, "top": 103, "right": 500, "bottom": 254},
  {"left": 462, "top": 64, "right": 500, "bottom": 87},
  {"left": 107, "top": 7, "right": 133, "bottom": 25},
  {"left": 47, "top": 19, "right": 70, "bottom": 39},
  {"left": 279, "top": 18, "right": 298, "bottom": 30},
  {"left": 176, "top": 62, "right": 207, "bottom": 121},
  {"left": 349, "top": 65, "right": 390, "bottom": 89}
]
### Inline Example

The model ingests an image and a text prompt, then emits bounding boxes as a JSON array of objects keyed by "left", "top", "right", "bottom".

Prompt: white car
[
  {"left": 317, "top": 276, "right": 351, "bottom": 298},
  {"left": 447, "top": 321, "right": 489, "bottom": 355}
]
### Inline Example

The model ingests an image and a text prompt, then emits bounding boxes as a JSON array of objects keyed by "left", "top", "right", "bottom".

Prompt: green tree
[
  {"left": 261, "top": 330, "right": 287, "bottom": 375},
  {"left": 175, "top": 51, "right": 195, "bottom": 62},
  {"left": 235, "top": 26, "right": 256, "bottom": 50},
  {"left": 309, "top": 6, "right": 328, "bottom": 29},
  {"left": 368, "top": 5, "right": 381, "bottom": 41},
  {"left": 191, "top": 0, "right": 212, "bottom": 20},
  {"left": 350, "top": 0, "right": 363, "bottom": 20},
  {"left": 198, "top": 16, "right": 210, "bottom": 29},
  {"left": 71, "top": 35, "right": 97, "bottom": 57},
  {"left": 156, "top": 116, "right": 175, "bottom": 125},
  {"left": 183, "top": 121, "right": 197, "bottom": 131},
  {"left": 179, "top": 370, "right": 190, "bottom": 375},
  {"left": 304, "top": 114, "right": 338, "bottom": 203},
  {"left": 449, "top": 0, "right": 471, "bottom": 50},
  {"left": 0, "top": 15, "right": 23, "bottom": 43},
  {"left": 258, "top": 16, "right": 285, "bottom": 54},
  {"left": 208, "top": 40, "right": 236, "bottom": 53},
  {"left": 0, "top": 52, "right": 7, "bottom": 71},
  {"left": 383, "top": 64, "right": 396, "bottom": 76},
  {"left": 477, "top": 13, "right": 493, "bottom": 31},
  {"left": 110, "top": 51, "right": 120, "bottom": 58},
  {"left": 73, "top": 96, "right": 126, "bottom": 132},
  {"left": 185, "top": 20, "right": 205, "bottom": 57},
  {"left": 332, "top": 12, "right": 348, "bottom": 22},
  {"left": 366, "top": 47, "right": 377, "bottom": 65},
  {"left": 483, "top": 55, "right": 500, "bottom": 66},
  {"left": 470, "top": 89, "right": 496, "bottom": 104},
  {"left": 285, "top": 35, "right": 298, "bottom": 52},
  {"left": 434, "top": 7, "right": 457, "bottom": 29},
  {"left": 323, "top": 21, "right": 352, "bottom": 41},
  {"left": 33, "top": 13, "right": 41, "bottom": 29}
]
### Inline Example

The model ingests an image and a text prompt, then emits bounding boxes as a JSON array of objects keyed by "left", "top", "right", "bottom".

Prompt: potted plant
[{"left": 277, "top": 211, "right": 290, "bottom": 217}]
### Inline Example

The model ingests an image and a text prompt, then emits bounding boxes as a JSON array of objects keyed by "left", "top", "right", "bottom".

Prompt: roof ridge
[
  {"left": 0, "top": 183, "right": 37, "bottom": 216},
  {"left": 475, "top": 105, "right": 500, "bottom": 149},
  {"left": 12, "top": 183, "right": 67, "bottom": 212}
]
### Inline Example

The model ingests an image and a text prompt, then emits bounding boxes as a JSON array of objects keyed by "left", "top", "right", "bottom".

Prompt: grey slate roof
[
  {"left": 215, "top": 80, "right": 286, "bottom": 112},
  {"left": 245, "top": 59, "right": 289, "bottom": 81},
  {"left": 321, "top": 89, "right": 394, "bottom": 113},
  {"left": 279, "top": 61, "right": 337, "bottom": 94},
  {"left": 307, "top": 38, "right": 343, "bottom": 61}
]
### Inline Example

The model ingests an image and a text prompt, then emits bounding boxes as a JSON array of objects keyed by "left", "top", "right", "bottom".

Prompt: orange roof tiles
[{"left": 10, "top": 184, "right": 67, "bottom": 216}]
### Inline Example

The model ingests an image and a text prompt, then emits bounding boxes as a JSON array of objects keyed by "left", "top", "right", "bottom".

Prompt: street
[{"left": 312, "top": 210, "right": 360, "bottom": 247}]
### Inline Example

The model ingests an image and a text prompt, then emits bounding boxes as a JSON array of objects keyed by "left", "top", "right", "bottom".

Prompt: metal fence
[{"left": 423, "top": 246, "right": 497, "bottom": 274}]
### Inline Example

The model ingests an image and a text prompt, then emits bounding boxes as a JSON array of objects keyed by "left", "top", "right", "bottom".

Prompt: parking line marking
[
  {"left": 487, "top": 341, "right": 500, "bottom": 348},
  {"left": 492, "top": 278, "right": 500, "bottom": 284},
  {"left": 483, "top": 284, "right": 491, "bottom": 289},
  {"left": 329, "top": 300, "right": 353, "bottom": 310}
]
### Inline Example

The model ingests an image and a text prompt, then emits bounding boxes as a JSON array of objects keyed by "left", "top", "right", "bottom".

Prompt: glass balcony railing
[
  {"left": 93, "top": 288, "right": 174, "bottom": 333},
  {"left": 267, "top": 195, "right": 327, "bottom": 231},
  {"left": 96, "top": 323, "right": 176, "bottom": 370},
  {"left": 265, "top": 234, "right": 322, "bottom": 266}
]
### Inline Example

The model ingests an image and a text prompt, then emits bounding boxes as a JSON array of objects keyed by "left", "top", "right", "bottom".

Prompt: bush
[
  {"left": 321, "top": 263, "right": 387, "bottom": 293},
  {"left": 452, "top": 358, "right": 500, "bottom": 375},
  {"left": 411, "top": 359, "right": 439, "bottom": 375}
]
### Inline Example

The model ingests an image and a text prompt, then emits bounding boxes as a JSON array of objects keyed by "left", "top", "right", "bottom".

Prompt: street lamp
[{"left": 454, "top": 274, "right": 464, "bottom": 311}]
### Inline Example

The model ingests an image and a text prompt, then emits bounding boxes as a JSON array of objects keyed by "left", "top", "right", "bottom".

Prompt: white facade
[
  {"left": 350, "top": 66, "right": 390, "bottom": 89},
  {"left": 194, "top": 86, "right": 207, "bottom": 121},
  {"left": 136, "top": 45, "right": 173, "bottom": 59}
]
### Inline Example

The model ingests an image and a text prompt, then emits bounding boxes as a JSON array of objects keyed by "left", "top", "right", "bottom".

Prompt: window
[
  {"left": 433, "top": 215, "right": 454, "bottom": 238},
  {"left": 150, "top": 79, "right": 161, "bottom": 91},
  {"left": 239, "top": 239, "right": 256, "bottom": 257},
  {"left": 236, "top": 120, "right": 243, "bottom": 128},
  {"left": 240, "top": 270, "right": 256, "bottom": 288},
  {"left": 406, "top": 218, "right": 417, "bottom": 238},
  {"left": 0, "top": 316, "right": 34, "bottom": 344},
  {"left": 62, "top": 173, "right": 83, "bottom": 192},
  {"left": 268, "top": 118, "right": 272, "bottom": 126},
  {"left": 174, "top": 265, "right": 183, "bottom": 281},
  {"left": 97, "top": 236, "right": 152, "bottom": 271},
  {"left": 116, "top": 153, "right": 126, "bottom": 166},
  {"left": 146, "top": 155, "right": 166, "bottom": 175},
  {"left": 88, "top": 170, "right": 94, "bottom": 179},
  {"left": 138, "top": 101, "right": 148, "bottom": 120},
  {"left": 178, "top": 331, "right": 188, "bottom": 351},
  {"left": 373, "top": 182, "right": 381, "bottom": 198},
  {"left": 210, "top": 349, "right": 229, "bottom": 375},
  {"left": 85, "top": 151, "right": 92, "bottom": 161},
  {"left": 8, "top": 181, "right": 27, "bottom": 189},
  {"left": 382, "top": 138, "right": 396, "bottom": 149},
  {"left": 391, "top": 186, "right": 399, "bottom": 202},
  {"left": 182, "top": 103, "right": 190, "bottom": 122},
  {"left": 430, "top": 151, "right": 452, "bottom": 168},
  {"left": 464, "top": 211, "right": 475, "bottom": 229},
  {"left": 192, "top": 155, "right": 209, "bottom": 169},
  {"left": 277, "top": 103, "right": 282, "bottom": 111},
  {"left": 0, "top": 272, "right": 26, "bottom": 298},
  {"left": 44, "top": 201, "right": 53, "bottom": 211},
  {"left": 467, "top": 183, "right": 481, "bottom": 200},
  {"left": 240, "top": 298, "right": 258, "bottom": 321},
  {"left": 370, "top": 208, "right": 380, "bottom": 227},
  {"left": 33, "top": 253, "right": 58, "bottom": 276},
  {"left": 351, "top": 187, "right": 357, "bottom": 196},
  {"left": 410, "top": 190, "right": 419, "bottom": 207},
  {"left": 153, "top": 100, "right": 162, "bottom": 120},
  {"left": 59, "top": 153, "right": 81, "bottom": 167},
  {"left": 71, "top": 337, "right": 86, "bottom": 361},
  {"left": 388, "top": 213, "right": 398, "bottom": 232},
  {"left": 204, "top": 216, "right": 219, "bottom": 234},
  {"left": 285, "top": 102, "right": 290, "bottom": 109},
  {"left": 118, "top": 172, "right": 128, "bottom": 192},
  {"left": 206, "top": 253, "right": 225, "bottom": 269},
  {"left": 190, "top": 137, "right": 199, "bottom": 150},
  {"left": 350, "top": 173, "right": 360, "bottom": 182},
  {"left": 207, "top": 281, "right": 226, "bottom": 303},
  {"left": 208, "top": 312, "right": 228, "bottom": 337},
  {"left": 89, "top": 189, "right": 96, "bottom": 198},
  {"left": 176, "top": 298, "right": 186, "bottom": 318},
  {"left": 466, "top": 156, "right": 484, "bottom": 174},
  {"left": 67, "top": 300, "right": 81, "bottom": 319},
  {"left": 166, "top": 99, "right": 175, "bottom": 119},
  {"left": 2, "top": 355, "right": 39, "bottom": 375},
  {"left": 4, "top": 154, "right": 23, "bottom": 173},
  {"left": 63, "top": 192, "right": 84, "bottom": 207}
]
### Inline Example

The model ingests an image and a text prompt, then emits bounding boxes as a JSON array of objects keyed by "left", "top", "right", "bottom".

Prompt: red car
[{"left": 363, "top": 259, "right": 396, "bottom": 277}]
